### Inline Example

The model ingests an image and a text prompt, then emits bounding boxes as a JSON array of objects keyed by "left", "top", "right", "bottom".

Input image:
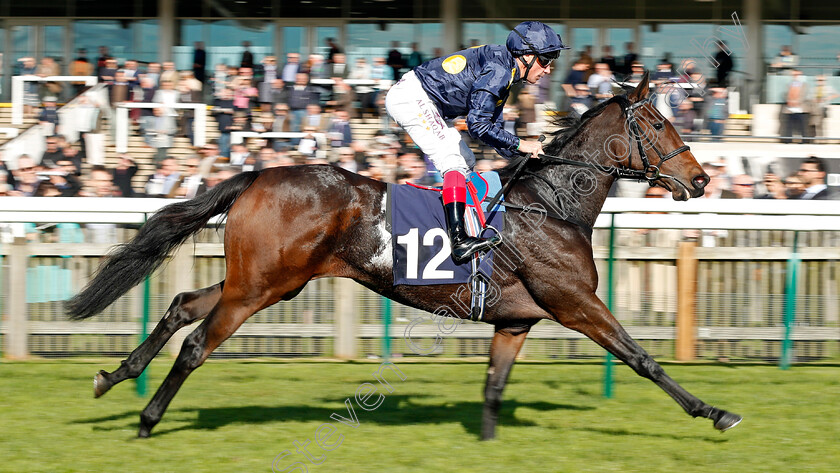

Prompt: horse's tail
[{"left": 66, "top": 171, "right": 262, "bottom": 320}]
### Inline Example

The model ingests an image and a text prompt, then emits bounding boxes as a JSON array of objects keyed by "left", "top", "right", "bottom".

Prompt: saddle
[{"left": 387, "top": 171, "right": 505, "bottom": 321}]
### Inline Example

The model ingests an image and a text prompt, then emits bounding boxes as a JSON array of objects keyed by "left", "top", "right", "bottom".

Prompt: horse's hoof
[
  {"left": 93, "top": 370, "right": 111, "bottom": 398},
  {"left": 137, "top": 427, "right": 151, "bottom": 439},
  {"left": 714, "top": 411, "right": 742, "bottom": 432}
]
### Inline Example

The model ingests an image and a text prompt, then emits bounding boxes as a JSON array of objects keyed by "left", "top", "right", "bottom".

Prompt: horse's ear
[{"left": 628, "top": 71, "right": 650, "bottom": 103}]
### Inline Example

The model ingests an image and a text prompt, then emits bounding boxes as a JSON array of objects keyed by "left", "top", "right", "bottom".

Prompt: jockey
[{"left": 385, "top": 21, "right": 569, "bottom": 264}]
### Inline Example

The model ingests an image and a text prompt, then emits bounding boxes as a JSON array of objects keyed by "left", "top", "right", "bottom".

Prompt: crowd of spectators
[{"left": 3, "top": 39, "right": 838, "bottom": 202}]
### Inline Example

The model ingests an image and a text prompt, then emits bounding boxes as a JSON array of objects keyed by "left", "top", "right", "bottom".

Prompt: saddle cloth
[{"left": 388, "top": 171, "right": 504, "bottom": 286}]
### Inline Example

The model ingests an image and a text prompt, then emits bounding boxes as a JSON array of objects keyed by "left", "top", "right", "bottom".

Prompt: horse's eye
[{"left": 653, "top": 122, "right": 664, "bottom": 131}]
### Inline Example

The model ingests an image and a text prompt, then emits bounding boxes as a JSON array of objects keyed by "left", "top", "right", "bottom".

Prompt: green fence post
[
  {"left": 382, "top": 297, "right": 392, "bottom": 361},
  {"left": 136, "top": 214, "right": 150, "bottom": 396},
  {"left": 781, "top": 231, "right": 800, "bottom": 370},
  {"left": 604, "top": 213, "right": 617, "bottom": 398}
]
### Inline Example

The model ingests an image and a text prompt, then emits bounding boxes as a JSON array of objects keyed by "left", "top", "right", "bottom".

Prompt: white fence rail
[{"left": 1, "top": 197, "right": 839, "bottom": 360}]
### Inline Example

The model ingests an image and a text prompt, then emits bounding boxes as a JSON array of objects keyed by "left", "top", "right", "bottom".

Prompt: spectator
[
  {"left": 281, "top": 52, "right": 301, "bottom": 84},
  {"left": 193, "top": 41, "right": 207, "bottom": 83},
  {"left": 146, "top": 107, "right": 177, "bottom": 162},
  {"left": 145, "top": 62, "right": 162, "bottom": 87},
  {"left": 40, "top": 135, "right": 64, "bottom": 168},
  {"left": 70, "top": 48, "right": 94, "bottom": 95},
  {"left": 19, "top": 57, "right": 38, "bottom": 117},
  {"left": 561, "top": 60, "right": 588, "bottom": 99},
  {"left": 326, "top": 38, "right": 343, "bottom": 63},
  {"left": 757, "top": 172, "right": 787, "bottom": 200},
  {"left": 588, "top": 63, "right": 615, "bottom": 103},
  {"left": 198, "top": 141, "right": 224, "bottom": 175},
  {"left": 770, "top": 46, "right": 798, "bottom": 73},
  {"left": 160, "top": 61, "right": 179, "bottom": 86},
  {"left": 152, "top": 78, "right": 179, "bottom": 118},
  {"left": 229, "top": 143, "right": 251, "bottom": 167},
  {"left": 286, "top": 73, "right": 318, "bottom": 131},
  {"left": 46, "top": 163, "right": 83, "bottom": 197},
  {"left": 210, "top": 63, "right": 228, "bottom": 98},
  {"left": 36, "top": 56, "right": 62, "bottom": 99},
  {"left": 327, "top": 53, "right": 350, "bottom": 79},
  {"left": 112, "top": 154, "right": 138, "bottom": 197},
  {"left": 95, "top": 46, "right": 110, "bottom": 79},
  {"left": 726, "top": 174, "right": 755, "bottom": 199},
  {"left": 240, "top": 41, "right": 254, "bottom": 69},
  {"left": 517, "top": 86, "right": 537, "bottom": 125},
  {"left": 349, "top": 58, "right": 375, "bottom": 114},
  {"left": 109, "top": 69, "right": 130, "bottom": 107},
  {"left": 714, "top": 41, "right": 734, "bottom": 87},
  {"left": 781, "top": 69, "right": 810, "bottom": 143},
  {"left": 9, "top": 155, "right": 42, "bottom": 196},
  {"left": 174, "top": 156, "right": 206, "bottom": 199},
  {"left": 302, "top": 103, "right": 329, "bottom": 132},
  {"left": 259, "top": 56, "right": 279, "bottom": 112},
  {"left": 627, "top": 62, "right": 646, "bottom": 82},
  {"left": 621, "top": 42, "right": 638, "bottom": 76},
  {"left": 674, "top": 100, "right": 697, "bottom": 136},
  {"left": 298, "top": 126, "right": 320, "bottom": 157},
  {"left": 387, "top": 41, "right": 404, "bottom": 80},
  {"left": 59, "top": 145, "right": 83, "bottom": 176},
  {"left": 569, "top": 84, "right": 593, "bottom": 117},
  {"left": 600, "top": 45, "right": 617, "bottom": 74},
  {"left": 212, "top": 88, "right": 236, "bottom": 157},
  {"left": 137, "top": 76, "right": 158, "bottom": 135},
  {"left": 177, "top": 75, "right": 201, "bottom": 143},
  {"left": 100, "top": 58, "right": 118, "bottom": 88},
  {"left": 325, "top": 77, "right": 356, "bottom": 116},
  {"left": 706, "top": 87, "right": 728, "bottom": 139},
  {"left": 83, "top": 165, "right": 119, "bottom": 243},
  {"left": 145, "top": 157, "right": 181, "bottom": 197},
  {"left": 272, "top": 103, "right": 292, "bottom": 133},
  {"left": 327, "top": 109, "right": 353, "bottom": 148},
  {"left": 406, "top": 43, "right": 424, "bottom": 70},
  {"left": 811, "top": 75, "right": 838, "bottom": 138},
  {"left": 123, "top": 60, "right": 141, "bottom": 89},
  {"left": 334, "top": 147, "right": 358, "bottom": 173},
  {"left": 798, "top": 156, "right": 832, "bottom": 200},
  {"left": 784, "top": 173, "right": 806, "bottom": 199},
  {"left": 38, "top": 96, "right": 60, "bottom": 134}
]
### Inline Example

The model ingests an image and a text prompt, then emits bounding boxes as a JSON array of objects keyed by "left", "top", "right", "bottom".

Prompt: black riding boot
[{"left": 444, "top": 201, "right": 500, "bottom": 264}]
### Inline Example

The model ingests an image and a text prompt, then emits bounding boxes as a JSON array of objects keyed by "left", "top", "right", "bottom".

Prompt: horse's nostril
[{"left": 693, "top": 175, "right": 709, "bottom": 189}]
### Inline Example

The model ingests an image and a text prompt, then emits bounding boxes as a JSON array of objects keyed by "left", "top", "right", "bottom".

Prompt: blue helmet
[{"left": 506, "top": 21, "right": 570, "bottom": 58}]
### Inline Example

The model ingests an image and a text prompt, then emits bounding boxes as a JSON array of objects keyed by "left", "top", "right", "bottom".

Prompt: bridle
[
  {"left": 539, "top": 97, "right": 691, "bottom": 185},
  {"left": 483, "top": 96, "right": 692, "bottom": 229}
]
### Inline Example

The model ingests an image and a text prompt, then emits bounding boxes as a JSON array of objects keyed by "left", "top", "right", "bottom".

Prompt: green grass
[{"left": 1, "top": 360, "right": 838, "bottom": 472}]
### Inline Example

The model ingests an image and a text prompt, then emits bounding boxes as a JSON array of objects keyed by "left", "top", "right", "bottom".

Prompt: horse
[{"left": 67, "top": 73, "right": 741, "bottom": 439}]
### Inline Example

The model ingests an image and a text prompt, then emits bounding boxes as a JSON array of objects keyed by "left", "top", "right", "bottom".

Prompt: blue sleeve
[{"left": 466, "top": 84, "right": 519, "bottom": 156}]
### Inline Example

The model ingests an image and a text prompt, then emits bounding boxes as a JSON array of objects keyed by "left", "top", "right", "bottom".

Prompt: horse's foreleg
[
  {"left": 94, "top": 283, "right": 223, "bottom": 398},
  {"left": 481, "top": 323, "right": 532, "bottom": 440},
  {"left": 559, "top": 295, "right": 741, "bottom": 432}
]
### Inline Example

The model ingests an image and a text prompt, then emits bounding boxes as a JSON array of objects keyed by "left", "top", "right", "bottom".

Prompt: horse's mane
[{"left": 500, "top": 92, "right": 632, "bottom": 174}]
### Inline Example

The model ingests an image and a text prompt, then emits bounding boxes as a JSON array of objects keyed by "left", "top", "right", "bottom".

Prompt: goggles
[{"left": 535, "top": 50, "right": 561, "bottom": 68}]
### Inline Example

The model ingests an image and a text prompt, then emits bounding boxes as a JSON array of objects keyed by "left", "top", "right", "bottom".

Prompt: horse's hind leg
[
  {"left": 482, "top": 323, "right": 532, "bottom": 441},
  {"left": 558, "top": 294, "right": 742, "bottom": 432},
  {"left": 94, "top": 283, "right": 223, "bottom": 398},
  {"left": 136, "top": 278, "right": 300, "bottom": 438}
]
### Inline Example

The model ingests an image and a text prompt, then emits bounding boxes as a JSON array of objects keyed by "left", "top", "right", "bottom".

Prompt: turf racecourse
[{"left": 1, "top": 361, "right": 837, "bottom": 472}]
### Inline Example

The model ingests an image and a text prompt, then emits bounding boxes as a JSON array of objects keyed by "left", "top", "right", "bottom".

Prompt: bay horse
[{"left": 67, "top": 74, "right": 741, "bottom": 439}]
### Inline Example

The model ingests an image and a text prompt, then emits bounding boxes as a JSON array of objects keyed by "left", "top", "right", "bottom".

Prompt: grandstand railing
[
  {"left": 114, "top": 102, "right": 208, "bottom": 152},
  {"left": 1, "top": 197, "right": 838, "bottom": 362},
  {"left": 12, "top": 76, "right": 98, "bottom": 125}
]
